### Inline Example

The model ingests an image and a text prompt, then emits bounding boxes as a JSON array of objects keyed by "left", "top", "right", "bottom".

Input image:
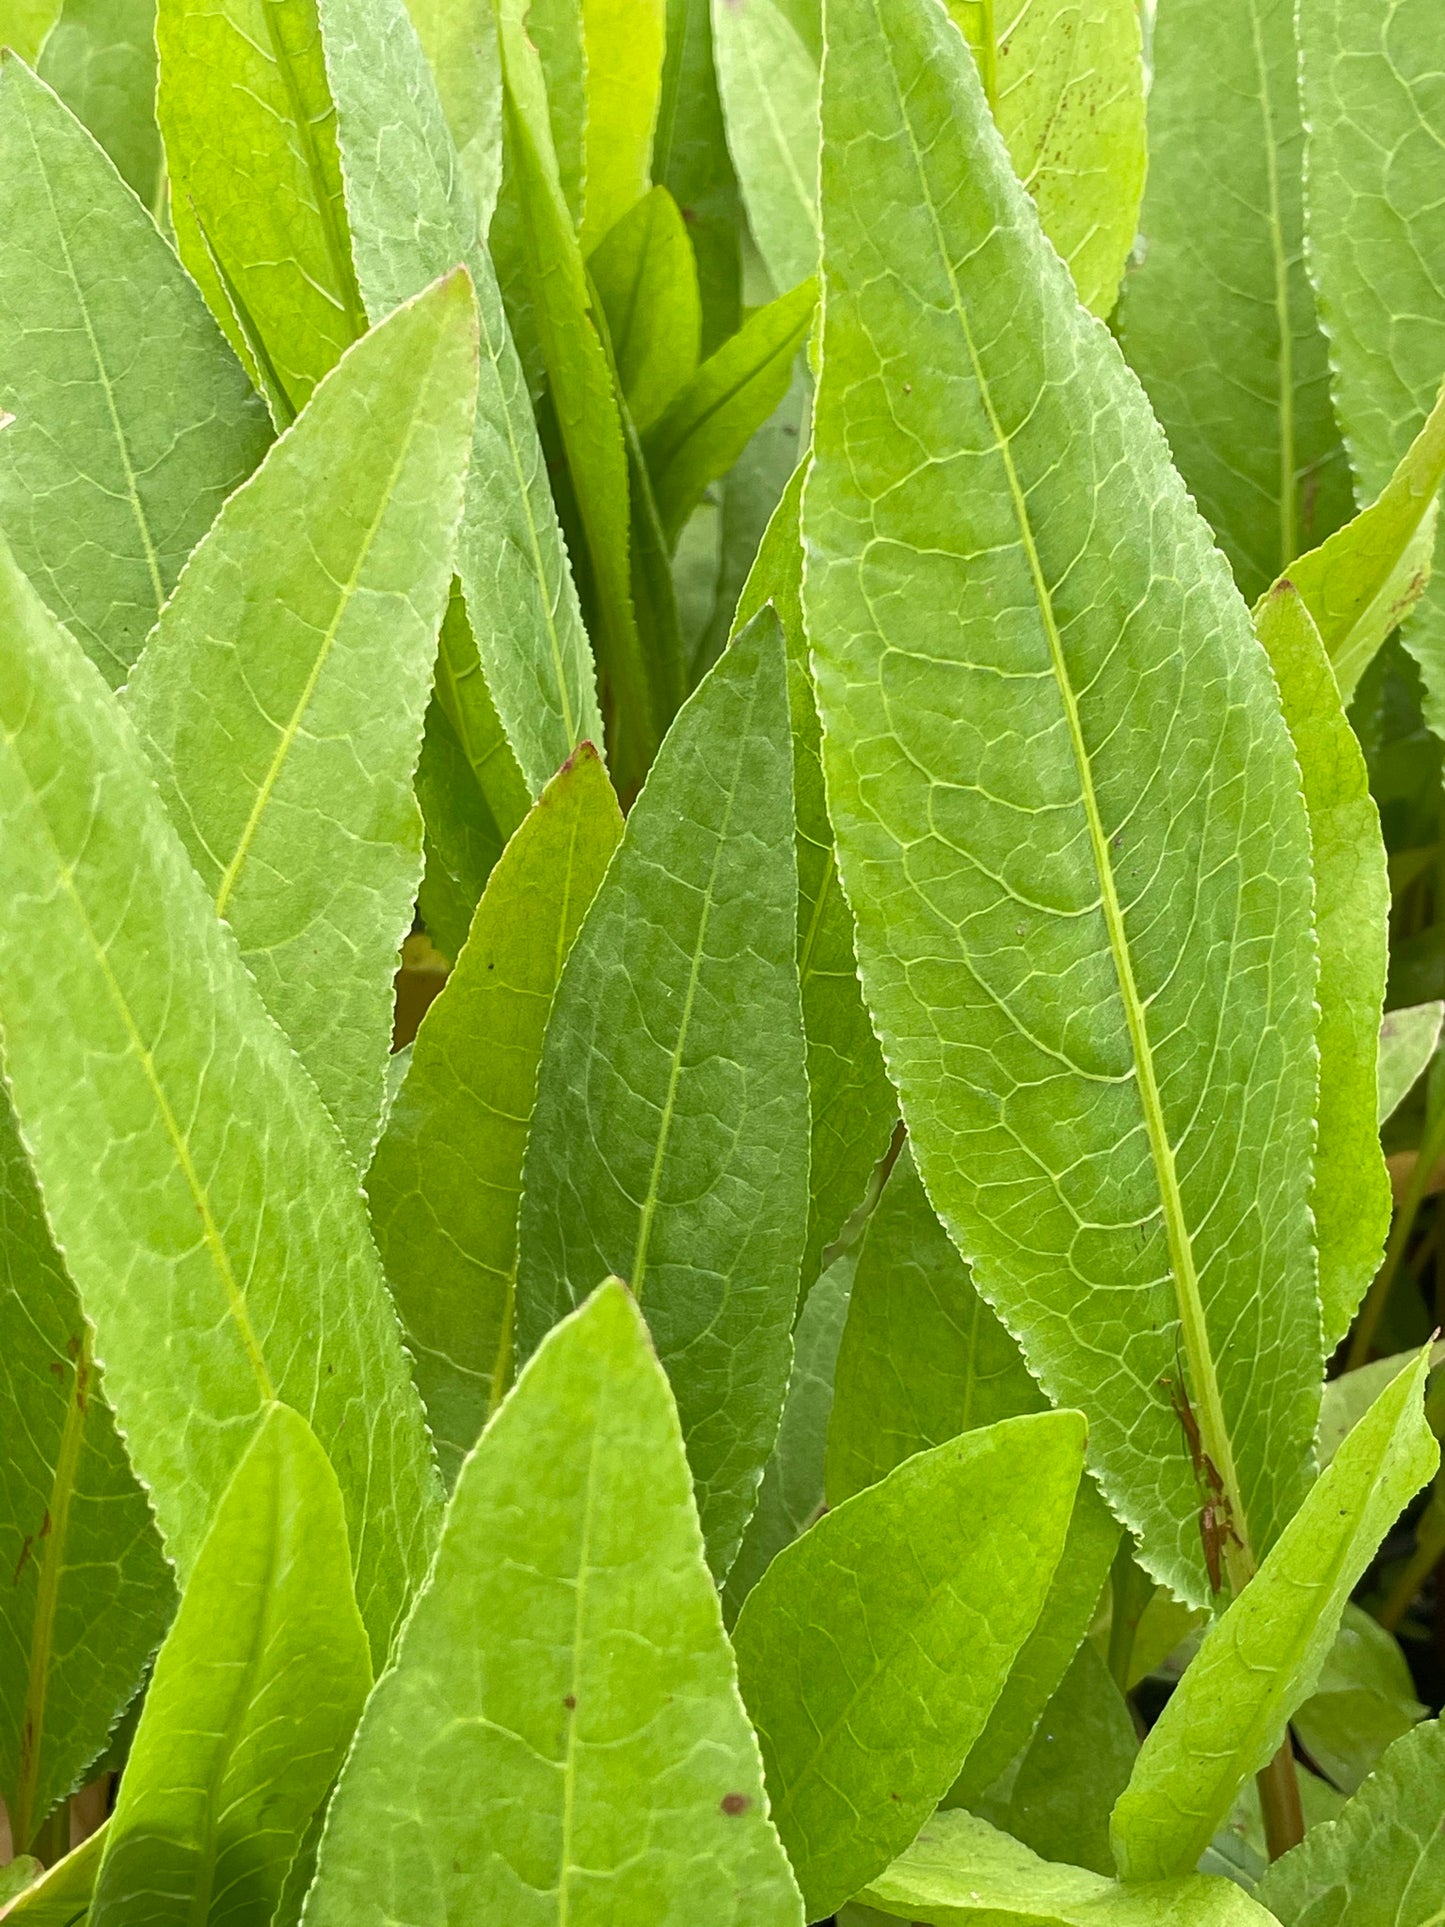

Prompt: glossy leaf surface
[
  {"left": 580, "top": 0, "right": 666, "bottom": 248},
  {"left": 89, "top": 1405, "right": 371, "bottom": 1927},
  {"left": 124, "top": 272, "right": 479, "bottom": 1170},
  {"left": 368, "top": 746, "right": 622, "bottom": 1484},
  {"left": 0, "top": 536, "right": 441, "bottom": 1662},
  {"left": 0, "top": 55, "right": 269, "bottom": 688},
  {"left": 734, "top": 1409, "right": 1085, "bottom": 1920},
  {"left": 305, "top": 1283, "right": 805, "bottom": 1927},
  {"left": 516, "top": 610, "right": 809, "bottom": 1577},
  {"left": 805, "top": 0, "right": 1322, "bottom": 1606}
]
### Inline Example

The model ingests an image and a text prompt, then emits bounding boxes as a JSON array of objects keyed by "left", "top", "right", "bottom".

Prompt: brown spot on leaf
[{"left": 720, "top": 1793, "right": 750, "bottom": 1816}]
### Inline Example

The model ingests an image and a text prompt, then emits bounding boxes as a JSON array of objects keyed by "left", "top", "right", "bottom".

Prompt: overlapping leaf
[
  {"left": 158, "top": 0, "right": 367, "bottom": 414},
  {"left": 124, "top": 272, "right": 479, "bottom": 1170},
  {"left": 653, "top": 0, "right": 742, "bottom": 353},
  {"left": 1119, "top": 0, "right": 1351, "bottom": 600},
  {"left": 0, "top": 56, "right": 270, "bottom": 688},
  {"left": 0, "top": 535, "right": 441, "bottom": 1662},
  {"left": 367, "top": 746, "right": 623, "bottom": 1484},
  {"left": 805, "top": 0, "right": 1322, "bottom": 1606},
  {"left": 0, "top": 1092, "right": 172, "bottom": 1854},
  {"left": 37, "top": 0, "right": 160, "bottom": 204},
  {"left": 516, "top": 610, "right": 809, "bottom": 1577},
  {"left": 88, "top": 1405, "right": 371, "bottom": 1927},
  {"left": 579, "top": 0, "right": 666, "bottom": 248},
  {"left": 319, "top": 0, "right": 604, "bottom": 808},
  {"left": 305, "top": 1284, "right": 804, "bottom": 1927}
]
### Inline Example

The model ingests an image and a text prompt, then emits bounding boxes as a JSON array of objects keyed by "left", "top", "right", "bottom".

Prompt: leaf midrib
[{"left": 864, "top": 0, "right": 1254, "bottom": 1568}]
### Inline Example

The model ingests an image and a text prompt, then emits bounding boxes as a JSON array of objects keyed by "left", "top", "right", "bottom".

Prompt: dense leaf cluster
[{"left": 0, "top": 0, "right": 1444, "bottom": 1923}]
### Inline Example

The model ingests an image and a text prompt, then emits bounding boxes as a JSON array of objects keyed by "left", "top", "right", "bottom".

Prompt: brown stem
[{"left": 1256, "top": 1734, "right": 1305, "bottom": 1861}]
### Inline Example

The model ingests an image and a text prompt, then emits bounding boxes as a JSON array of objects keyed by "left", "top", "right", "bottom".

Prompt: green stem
[{"left": 1379, "top": 1489, "right": 1445, "bottom": 1632}]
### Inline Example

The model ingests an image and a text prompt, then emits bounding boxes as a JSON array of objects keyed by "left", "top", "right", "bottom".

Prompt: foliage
[{"left": 0, "top": 0, "right": 1444, "bottom": 1922}]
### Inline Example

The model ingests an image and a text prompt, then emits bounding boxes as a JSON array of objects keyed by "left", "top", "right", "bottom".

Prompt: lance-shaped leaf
[
  {"left": 37, "top": 0, "right": 160, "bottom": 205},
  {"left": 653, "top": 0, "right": 743, "bottom": 354},
  {"left": 580, "top": 0, "right": 666, "bottom": 248},
  {"left": 1255, "top": 585, "right": 1390, "bottom": 1348},
  {"left": 733, "top": 467, "right": 895, "bottom": 1289},
  {"left": 89, "top": 1405, "right": 372, "bottom": 1927},
  {"left": 305, "top": 1283, "right": 804, "bottom": 1927},
  {"left": 367, "top": 746, "right": 623, "bottom": 1485},
  {"left": 157, "top": 0, "right": 367, "bottom": 415},
  {"left": 0, "top": 1091, "right": 173, "bottom": 1854},
  {"left": 519, "top": 0, "right": 584, "bottom": 221},
  {"left": 1111, "top": 1352, "right": 1438, "bottom": 1882},
  {"left": 805, "top": 0, "right": 1323, "bottom": 1608},
  {"left": 1274, "top": 384, "right": 1445, "bottom": 705},
  {"left": 734, "top": 1409, "right": 1086, "bottom": 1921},
  {"left": 722, "top": 1250, "right": 855, "bottom": 1626},
  {"left": 0, "top": 534, "right": 441, "bottom": 1662},
  {"left": 1379, "top": 1002, "right": 1444, "bottom": 1126},
  {"left": 0, "top": 56, "right": 269, "bottom": 689},
  {"left": 124, "top": 272, "right": 478, "bottom": 1170},
  {"left": 949, "top": 0, "right": 1145, "bottom": 321},
  {"left": 0, "top": 1827, "right": 104, "bottom": 1926},
  {"left": 516, "top": 610, "right": 810, "bottom": 1577},
  {"left": 643, "top": 272, "right": 816, "bottom": 547},
  {"left": 414, "top": 694, "right": 511, "bottom": 963},
  {"left": 1117, "top": 0, "right": 1351, "bottom": 601},
  {"left": 500, "top": 49, "right": 663, "bottom": 796},
  {"left": 861, "top": 1808, "right": 1279, "bottom": 1927},
  {"left": 1299, "top": 0, "right": 1445, "bottom": 728},
  {"left": 1003, "top": 1642, "right": 1139, "bottom": 1877},
  {"left": 1257, "top": 1718, "right": 1445, "bottom": 1927},
  {"left": 589, "top": 185, "right": 701, "bottom": 434},
  {"left": 711, "top": 0, "right": 819, "bottom": 296},
  {"left": 318, "top": 0, "right": 604, "bottom": 808},
  {"left": 404, "top": 0, "right": 502, "bottom": 224},
  {"left": 821, "top": 1150, "right": 1120, "bottom": 1807}
]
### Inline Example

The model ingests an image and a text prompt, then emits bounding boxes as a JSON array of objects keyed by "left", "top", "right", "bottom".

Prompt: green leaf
[
  {"left": 721, "top": 1249, "right": 856, "bottom": 1626},
  {"left": 711, "top": 0, "right": 819, "bottom": 296},
  {"left": 818, "top": 1147, "right": 1120, "bottom": 1810},
  {"left": 305, "top": 1282, "right": 805, "bottom": 1927},
  {"left": 0, "top": 55, "right": 270, "bottom": 689},
  {"left": 520, "top": 0, "right": 584, "bottom": 222},
  {"left": 580, "top": 0, "right": 666, "bottom": 249},
  {"left": 1003, "top": 1642, "right": 1139, "bottom": 1878},
  {"left": 1110, "top": 1351, "right": 1439, "bottom": 1882},
  {"left": 499, "top": 20, "right": 661, "bottom": 795},
  {"left": 733, "top": 1409, "right": 1086, "bottom": 1920},
  {"left": 1254, "top": 584, "right": 1390, "bottom": 1349},
  {"left": 0, "top": 0, "right": 59, "bottom": 59},
  {"left": 1379, "top": 1001, "right": 1444, "bottom": 1125},
  {"left": 0, "top": 1826, "right": 104, "bottom": 1925},
  {"left": 644, "top": 273, "right": 814, "bottom": 547},
  {"left": 0, "top": 533, "right": 441, "bottom": 1663},
  {"left": 158, "top": 0, "right": 367, "bottom": 415},
  {"left": 1257, "top": 1718, "right": 1445, "bottom": 1927},
  {"left": 589, "top": 185, "right": 701, "bottom": 433},
  {"left": 948, "top": 0, "right": 1145, "bottom": 320},
  {"left": 653, "top": 0, "right": 743, "bottom": 354},
  {"left": 318, "top": 0, "right": 605, "bottom": 806},
  {"left": 36, "top": 0, "right": 160, "bottom": 205},
  {"left": 122, "top": 271, "right": 479, "bottom": 1171},
  {"left": 1315, "top": 1346, "right": 1445, "bottom": 1468},
  {"left": 1299, "top": 0, "right": 1445, "bottom": 730},
  {"left": 733, "top": 464, "right": 896, "bottom": 1292},
  {"left": 516, "top": 609, "right": 810, "bottom": 1576},
  {"left": 1292, "top": 1604, "right": 1425, "bottom": 1797},
  {"left": 89, "top": 1405, "right": 372, "bottom": 1927},
  {"left": 403, "top": 0, "right": 502, "bottom": 223},
  {"left": 0, "top": 1091, "right": 173, "bottom": 1853},
  {"left": 827, "top": 1150, "right": 1046, "bottom": 1507},
  {"left": 1273, "top": 383, "right": 1445, "bottom": 705},
  {"left": 806, "top": 0, "right": 1322, "bottom": 1608},
  {"left": 414, "top": 693, "right": 510, "bottom": 961},
  {"left": 367, "top": 745, "right": 623, "bottom": 1485},
  {"left": 1117, "top": 0, "right": 1351, "bottom": 601},
  {"left": 862, "top": 1808, "right": 1279, "bottom": 1927}
]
